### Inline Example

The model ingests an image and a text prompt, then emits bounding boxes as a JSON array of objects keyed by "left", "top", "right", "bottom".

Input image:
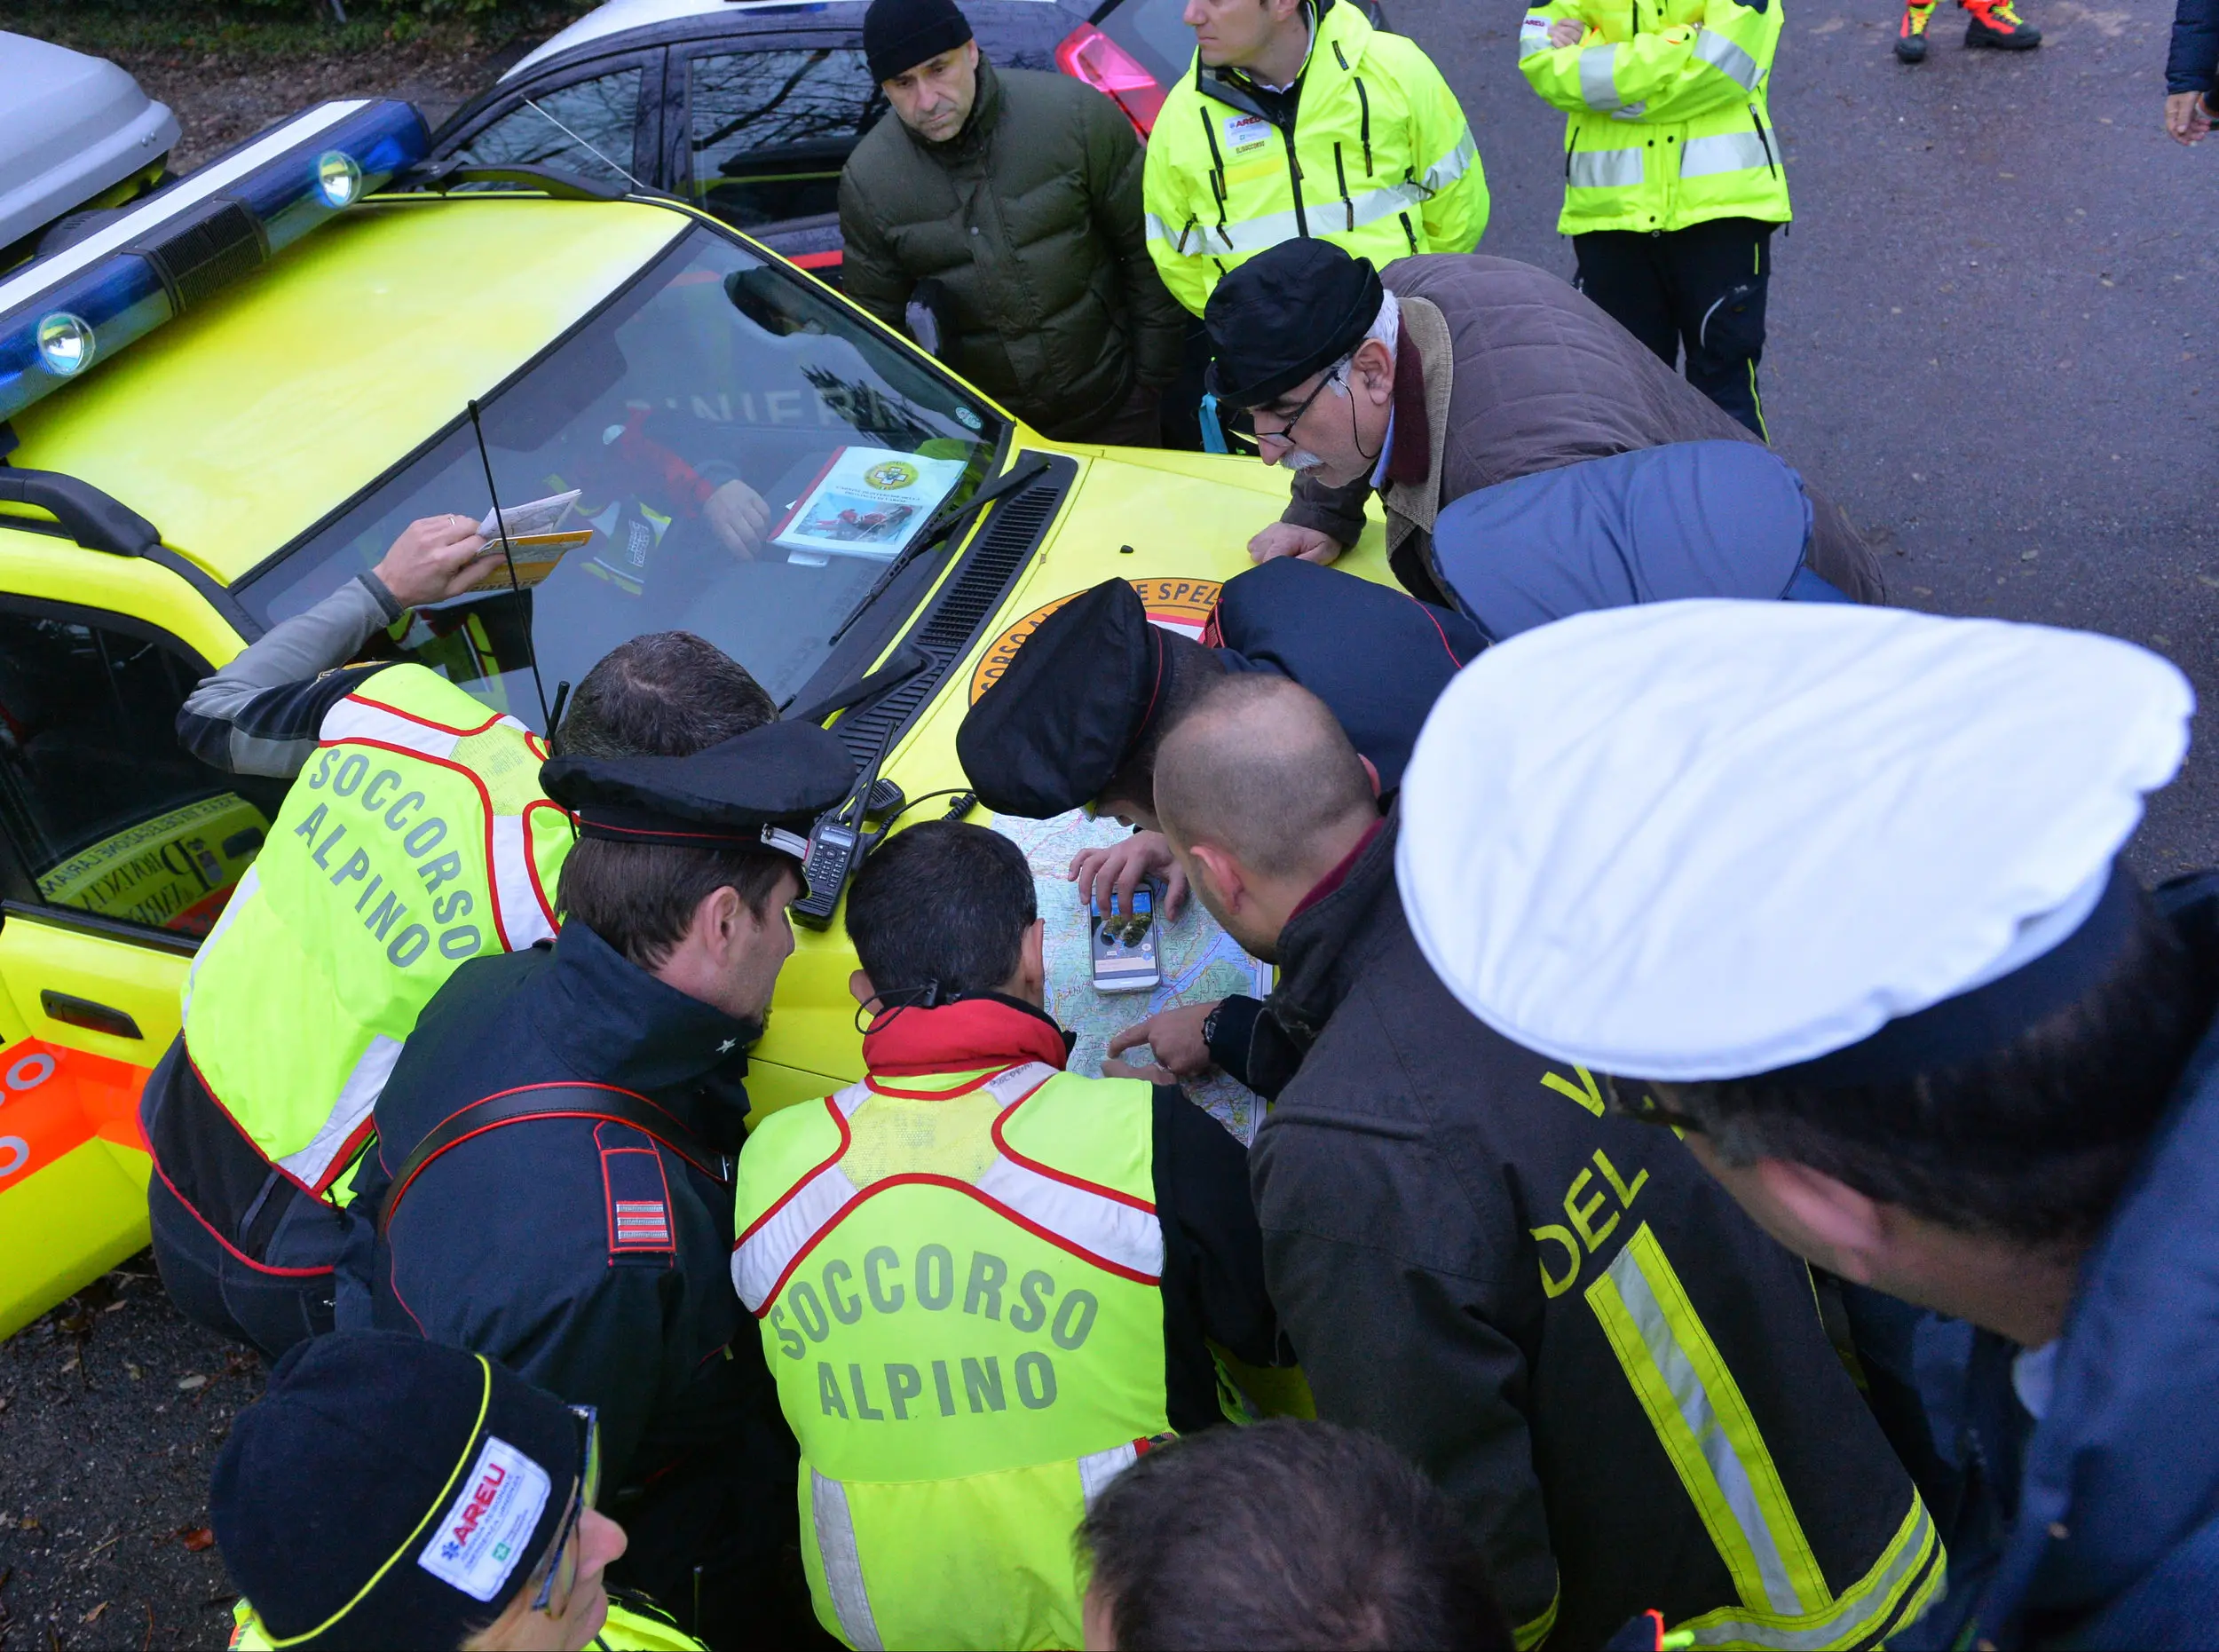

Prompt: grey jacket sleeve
[
  {"left": 1282, "top": 470, "right": 1374, "bottom": 546},
  {"left": 175, "top": 573, "right": 401, "bottom": 778},
  {"left": 1252, "top": 1111, "right": 1560, "bottom": 1637}
]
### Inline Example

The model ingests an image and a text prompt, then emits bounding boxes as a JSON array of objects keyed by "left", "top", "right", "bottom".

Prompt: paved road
[{"left": 1402, "top": 0, "right": 2219, "bottom": 873}]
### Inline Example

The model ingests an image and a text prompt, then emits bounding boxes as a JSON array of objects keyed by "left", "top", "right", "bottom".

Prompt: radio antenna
[{"left": 465, "top": 397, "right": 555, "bottom": 735}]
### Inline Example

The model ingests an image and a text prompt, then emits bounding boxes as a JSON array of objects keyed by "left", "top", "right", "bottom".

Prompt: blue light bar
[{"left": 0, "top": 99, "right": 428, "bottom": 424}]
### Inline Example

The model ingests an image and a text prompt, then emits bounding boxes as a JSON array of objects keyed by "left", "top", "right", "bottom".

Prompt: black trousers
[{"left": 1574, "top": 217, "right": 1775, "bottom": 438}]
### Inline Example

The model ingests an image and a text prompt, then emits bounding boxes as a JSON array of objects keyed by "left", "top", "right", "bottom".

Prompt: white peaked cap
[{"left": 1394, "top": 599, "right": 2196, "bottom": 1081}]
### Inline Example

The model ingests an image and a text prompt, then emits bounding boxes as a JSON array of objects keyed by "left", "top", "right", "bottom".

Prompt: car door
[
  {"left": 0, "top": 566, "right": 277, "bottom": 1332},
  {"left": 435, "top": 48, "right": 667, "bottom": 193},
  {"left": 671, "top": 35, "right": 887, "bottom": 275}
]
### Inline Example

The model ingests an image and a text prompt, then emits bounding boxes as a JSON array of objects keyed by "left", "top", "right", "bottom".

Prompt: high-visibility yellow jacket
[
  {"left": 1143, "top": 0, "right": 1487, "bottom": 317},
  {"left": 1518, "top": 0, "right": 1790, "bottom": 236}
]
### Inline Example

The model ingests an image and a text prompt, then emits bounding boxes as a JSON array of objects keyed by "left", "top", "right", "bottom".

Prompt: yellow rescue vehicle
[{"left": 0, "top": 99, "right": 1392, "bottom": 1338}]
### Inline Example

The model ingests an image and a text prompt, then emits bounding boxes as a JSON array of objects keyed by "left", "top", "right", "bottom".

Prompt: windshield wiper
[{"left": 825, "top": 456, "right": 1051, "bottom": 647}]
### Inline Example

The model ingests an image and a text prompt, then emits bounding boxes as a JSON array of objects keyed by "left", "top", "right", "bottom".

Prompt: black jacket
[
  {"left": 347, "top": 919, "right": 790, "bottom": 1618},
  {"left": 2171, "top": 0, "right": 2219, "bottom": 93},
  {"left": 838, "top": 59, "right": 1186, "bottom": 438},
  {"left": 1239, "top": 814, "right": 1940, "bottom": 1649}
]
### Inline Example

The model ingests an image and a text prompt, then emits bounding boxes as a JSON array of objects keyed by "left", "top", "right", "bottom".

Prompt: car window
[
  {"left": 688, "top": 48, "right": 883, "bottom": 227},
  {"left": 0, "top": 613, "right": 277, "bottom": 937},
  {"left": 449, "top": 67, "right": 646, "bottom": 189},
  {"left": 237, "top": 227, "right": 1006, "bottom": 722},
  {"left": 1095, "top": 0, "right": 1198, "bottom": 86}
]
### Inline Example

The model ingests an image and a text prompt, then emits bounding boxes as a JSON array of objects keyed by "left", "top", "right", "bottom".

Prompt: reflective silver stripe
[
  {"left": 732, "top": 1154, "right": 863, "bottom": 1310},
  {"left": 1205, "top": 179, "right": 1431, "bottom": 257},
  {"left": 1078, "top": 1442, "right": 1139, "bottom": 1507},
  {"left": 1603, "top": 1242, "right": 1806, "bottom": 1615},
  {"left": 981, "top": 1062, "right": 1058, "bottom": 1106},
  {"left": 1579, "top": 43, "right": 1624, "bottom": 110},
  {"left": 489, "top": 814, "right": 556, "bottom": 948},
  {"left": 1679, "top": 130, "right": 1773, "bottom": 178},
  {"left": 1420, "top": 128, "right": 1480, "bottom": 195},
  {"left": 810, "top": 1471, "right": 884, "bottom": 1652},
  {"left": 1568, "top": 147, "right": 1644, "bottom": 188},
  {"left": 182, "top": 864, "right": 259, "bottom": 1015},
  {"left": 974, "top": 1153, "right": 1165, "bottom": 1279},
  {"left": 1143, "top": 210, "right": 1178, "bottom": 246},
  {"left": 273, "top": 1032, "right": 399, "bottom": 1189},
  {"left": 1692, "top": 27, "right": 1763, "bottom": 90},
  {"left": 1676, "top": 1503, "right": 1942, "bottom": 1650},
  {"left": 1519, "top": 16, "right": 1552, "bottom": 57}
]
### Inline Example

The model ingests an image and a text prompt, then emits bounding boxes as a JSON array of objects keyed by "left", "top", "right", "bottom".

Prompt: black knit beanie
[
  {"left": 212, "top": 1332, "right": 582, "bottom": 1650},
  {"left": 865, "top": 0, "right": 975, "bottom": 83}
]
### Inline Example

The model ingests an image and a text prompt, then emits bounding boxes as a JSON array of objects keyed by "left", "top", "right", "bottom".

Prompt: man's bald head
[{"left": 1155, "top": 675, "right": 1378, "bottom": 881}]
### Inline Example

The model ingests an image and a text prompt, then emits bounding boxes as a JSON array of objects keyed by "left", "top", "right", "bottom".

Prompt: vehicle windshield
[{"left": 237, "top": 225, "right": 1005, "bottom": 723}]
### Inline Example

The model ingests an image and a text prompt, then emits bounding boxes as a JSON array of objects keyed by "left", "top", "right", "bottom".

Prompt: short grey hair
[{"left": 1325, "top": 289, "right": 1400, "bottom": 396}]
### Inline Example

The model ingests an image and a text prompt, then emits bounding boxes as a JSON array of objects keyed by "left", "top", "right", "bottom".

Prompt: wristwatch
[{"left": 1200, "top": 1000, "right": 1225, "bottom": 1051}]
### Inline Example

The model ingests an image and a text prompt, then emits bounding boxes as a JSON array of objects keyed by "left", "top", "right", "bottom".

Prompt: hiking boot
[
  {"left": 1963, "top": 0, "right": 2041, "bottom": 49},
  {"left": 1895, "top": 1, "right": 1935, "bottom": 60}
]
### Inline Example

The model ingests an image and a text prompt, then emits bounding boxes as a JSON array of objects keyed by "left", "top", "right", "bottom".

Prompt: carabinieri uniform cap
[
  {"left": 541, "top": 717, "right": 855, "bottom": 866},
  {"left": 1204, "top": 239, "right": 1386, "bottom": 411},
  {"left": 957, "top": 579, "right": 1165, "bottom": 818},
  {"left": 1394, "top": 599, "right": 2195, "bottom": 1082}
]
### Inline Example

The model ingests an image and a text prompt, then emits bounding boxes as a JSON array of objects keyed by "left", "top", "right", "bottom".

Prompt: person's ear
[
  {"left": 1018, "top": 920, "right": 1046, "bottom": 1000},
  {"left": 849, "top": 968, "right": 878, "bottom": 1008},
  {"left": 962, "top": 37, "right": 981, "bottom": 69},
  {"left": 1353, "top": 338, "right": 1395, "bottom": 405},
  {"left": 1751, "top": 1158, "right": 1888, "bottom": 1284},
  {"left": 695, "top": 884, "right": 743, "bottom": 960},
  {"left": 1358, "top": 754, "right": 1381, "bottom": 799},
  {"left": 1187, "top": 843, "right": 1245, "bottom": 911}
]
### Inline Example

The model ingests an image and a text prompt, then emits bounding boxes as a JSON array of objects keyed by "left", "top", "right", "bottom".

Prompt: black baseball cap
[{"left": 1205, "top": 240, "right": 1386, "bottom": 411}]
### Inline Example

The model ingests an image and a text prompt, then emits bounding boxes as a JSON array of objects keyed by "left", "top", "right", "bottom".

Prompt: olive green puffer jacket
[{"left": 838, "top": 59, "right": 1187, "bottom": 439}]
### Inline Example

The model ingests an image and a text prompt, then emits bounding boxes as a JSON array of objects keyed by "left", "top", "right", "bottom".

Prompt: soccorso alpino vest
[
  {"left": 733, "top": 1061, "right": 1169, "bottom": 1652},
  {"left": 183, "top": 665, "right": 570, "bottom": 1203}
]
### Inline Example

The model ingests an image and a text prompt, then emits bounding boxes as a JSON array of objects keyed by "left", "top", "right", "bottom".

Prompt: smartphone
[{"left": 1090, "top": 884, "right": 1161, "bottom": 993}]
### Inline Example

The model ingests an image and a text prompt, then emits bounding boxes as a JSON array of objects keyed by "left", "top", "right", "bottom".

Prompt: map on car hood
[{"left": 990, "top": 810, "right": 1274, "bottom": 1145}]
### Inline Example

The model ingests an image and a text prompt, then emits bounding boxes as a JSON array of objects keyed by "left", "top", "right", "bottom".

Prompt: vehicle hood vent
[
  {"left": 831, "top": 450, "right": 1075, "bottom": 770},
  {"left": 130, "top": 196, "right": 267, "bottom": 312}
]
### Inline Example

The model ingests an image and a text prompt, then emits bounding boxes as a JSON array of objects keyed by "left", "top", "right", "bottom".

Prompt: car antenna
[{"left": 465, "top": 397, "right": 556, "bottom": 736}]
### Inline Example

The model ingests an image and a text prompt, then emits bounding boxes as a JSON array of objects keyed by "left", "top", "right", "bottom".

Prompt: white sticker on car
[{"left": 417, "top": 1435, "right": 553, "bottom": 1602}]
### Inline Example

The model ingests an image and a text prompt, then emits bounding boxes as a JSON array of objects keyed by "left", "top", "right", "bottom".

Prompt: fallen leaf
[
  {"left": 177, "top": 1527, "right": 216, "bottom": 1553},
  {"left": 176, "top": 1374, "right": 208, "bottom": 1392},
  {"left": 2021, "top": 549, "right": 2039, "bottom": 561},
  {"left": 83, "top": 1601, "right": 107, "bottom": 1624},
  {"left": 103, "top": 1300, "right": 127, "bottom": 1314}
]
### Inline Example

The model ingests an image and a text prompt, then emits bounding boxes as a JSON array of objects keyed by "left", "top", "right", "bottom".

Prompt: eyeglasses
[
  {"left": 531, "top": 1405, "right": 603, "bottom": 1615},
  {"left": 1252, "top": 367, "right": 1345, "bottom": 453}
]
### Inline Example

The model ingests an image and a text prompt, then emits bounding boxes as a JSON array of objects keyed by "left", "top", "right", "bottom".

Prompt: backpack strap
[{"left": 381, "top": 1082, "right": 724, "bottom": 1236}]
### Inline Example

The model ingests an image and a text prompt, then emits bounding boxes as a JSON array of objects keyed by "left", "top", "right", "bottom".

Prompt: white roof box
[{"left": 0, "top": 32, "right": 179, "bottom": 250}]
